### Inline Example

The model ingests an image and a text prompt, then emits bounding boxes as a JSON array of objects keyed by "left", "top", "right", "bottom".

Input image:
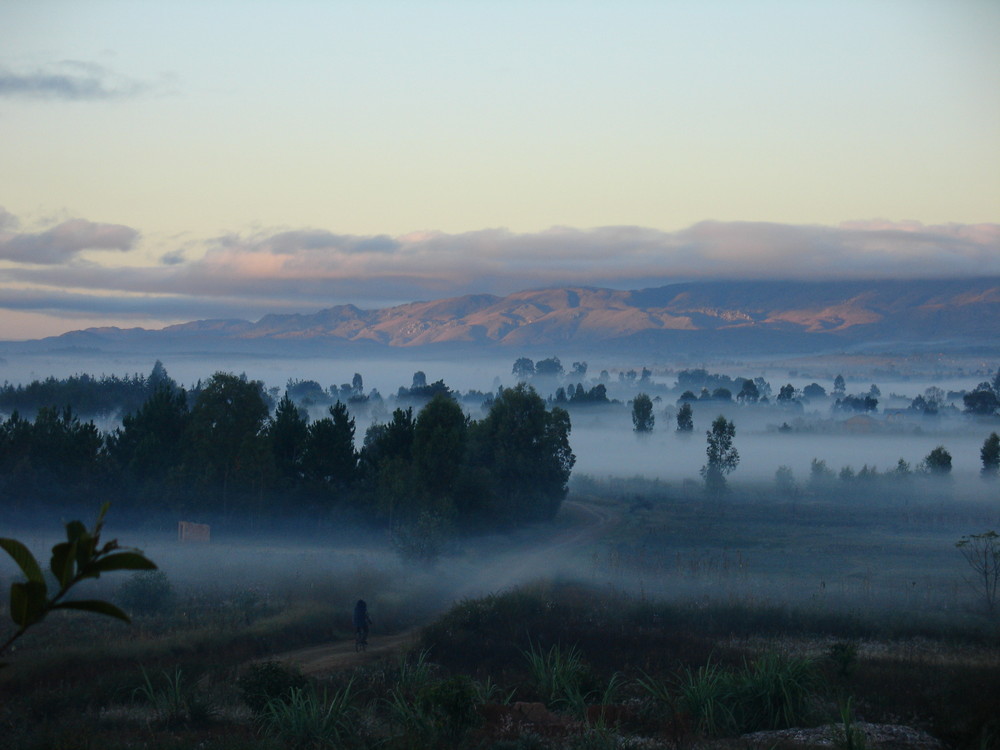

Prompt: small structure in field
[{"left": 178, "top": 521, "right": 211, "bottom": 543}]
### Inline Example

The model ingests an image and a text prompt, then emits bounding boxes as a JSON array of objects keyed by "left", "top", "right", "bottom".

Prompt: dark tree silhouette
[
  {"left": 110, "top": 382, "right": 189, "bottom": 491},
  {"left": 302, "top": 402, "right": 357, "bottom": 490},
  {"left": 413, "top": 393, "right": 468, "bottom": 505},
  {"left": 512, "top": 358, "right": 535, "bottom": 381},
  {"left": 981, "top": 432, "right": 1000, "bottom": 477},
  {"left": 737, "top": 379, "right": 760, "bottom": 403},
  {"left": 186, "top": 372, "right": 270, "bottom": 514},
  {"left": 469, "top": 384, "right": 574, "bottom": 522},
  {"left": 923, "top": 445, "right": 953, "bottom": 476},
  {"left": 676, "top": 402, "right": 694, "bottom": 432},
  {"left": 701, "top": 415, "right": 739, "bottom": 494},
  {"left": 632, "top": 393, "right": 654, "bottom": 432},
  {"left": 266, "top": 394, "right": 309, "bottom": 483}
]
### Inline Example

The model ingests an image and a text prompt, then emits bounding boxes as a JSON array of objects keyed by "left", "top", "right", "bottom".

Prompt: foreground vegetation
[
  {"left": 1, "top": 577, "right": 997, "bottom": 749},
  {"left": 2, "top": 473, "right": 998, "bottom": 748}
]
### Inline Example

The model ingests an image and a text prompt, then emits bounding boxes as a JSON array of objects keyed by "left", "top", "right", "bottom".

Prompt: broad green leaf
[
  {"left": 52, "top": 599, "right": 131, "bottom": 624},
  {"left": 50, "top": 541, "right": 78, "bottom": 588},
  {"left": 74, "top": 532, "right": 95, "bottom": 569},
  {"left": 0, "top": 538, "right": 45, "bottom": 583},
  {"left": 85, "top": 552, "right": 157, "bottom": 575},
  {"left": 10, "top": 580, "right": 47, "bottom": 627},
  {"left": 64, "top": 520, "right": 87, "bottom": 543}
]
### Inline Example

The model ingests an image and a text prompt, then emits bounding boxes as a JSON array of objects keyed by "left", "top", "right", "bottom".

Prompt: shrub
[
  {"left": 826, "top": 641, "right": 859, "bottom": 679},
  {"left": 116, "top": 570, "right": 174, "bottom": 616},
  {"left": 414, "top": 674, "right": 483, "bottom": 743},
  {"left": 238, "top": 660, "right": 309, "bottom": 716}
]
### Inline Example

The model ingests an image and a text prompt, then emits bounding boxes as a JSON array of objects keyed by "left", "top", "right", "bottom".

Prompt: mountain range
[{"left": 6, "top": 278, "right": 1000, "bottom": 358}]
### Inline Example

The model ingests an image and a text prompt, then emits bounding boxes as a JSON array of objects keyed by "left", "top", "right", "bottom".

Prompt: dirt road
[
  {"left": 267, "top": 631, "right": 421, "bottom": 676},
  {"left": 266, "top": 498, "right": 617, "bottom": 676}
]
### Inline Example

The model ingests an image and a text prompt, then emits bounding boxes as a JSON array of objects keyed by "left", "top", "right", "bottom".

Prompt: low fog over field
[
  {"left": 2, "top": 350, "right": 999, "bottom": 486},
  {"left": 2, "top": 350, "right": 998, "bottom": 625}
]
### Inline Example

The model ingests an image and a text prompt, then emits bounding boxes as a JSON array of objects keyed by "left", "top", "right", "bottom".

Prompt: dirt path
[
  {"left": 266, "top": 630, "right": 422, "bottom": 676},
  {"left": 265, "top": 498, "right": 618, "bottom": 676}
]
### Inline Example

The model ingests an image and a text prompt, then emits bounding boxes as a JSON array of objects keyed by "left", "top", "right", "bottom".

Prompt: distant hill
[{"left": 5, "top": 278, "right": 1000, "bottom": 358}]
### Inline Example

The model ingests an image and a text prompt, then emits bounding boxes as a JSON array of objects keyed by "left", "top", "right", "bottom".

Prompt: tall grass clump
[
  {"left": 640, "top": 653, "right": 822, "bottom": 738},
  {"left": 730, "top": 652, "right": 822, "bottom": 732},
  {"left": 672, "top": 659, "right": 736, "bottom": 736},
  {"left": 523, "top": 641, "right": 591, "bottom": 713},
  {"left": 132, "top": 666, "right": 215, "bottom": 728},
  {"left": 834, "top": 696, "right": 868, "bottom": 750},
  {"left": 256, "top": 682, "right": 358, "bottom": 749},
  {"left": 384, "top": 649, "right": 444, "bottom": 746}
]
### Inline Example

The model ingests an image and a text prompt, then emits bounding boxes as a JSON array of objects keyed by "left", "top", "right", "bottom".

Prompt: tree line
[{"left": 0, "top": 369, "right": 574, "bottom": 534}]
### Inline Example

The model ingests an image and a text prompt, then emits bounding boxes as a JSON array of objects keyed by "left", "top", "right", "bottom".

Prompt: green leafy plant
[
  {"left": 256, "top": 682, "right": 358, "bottom": 749},
  {"left": 0, "top": 502, "right": 156, "bottom": 664}
]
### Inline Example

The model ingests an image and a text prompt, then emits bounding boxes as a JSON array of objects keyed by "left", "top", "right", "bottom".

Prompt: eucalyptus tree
[{"left": 702, "top": 415, "right": 739, "bottom": 494}]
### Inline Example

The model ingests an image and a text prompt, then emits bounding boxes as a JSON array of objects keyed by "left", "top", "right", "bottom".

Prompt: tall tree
[
  {"left": 302, "top": 402, "right": 357, "bottom": 490},
  {"left": 111, "top": 382, "right": 189, "bottom": 493},
  {"left": 676, "top": 402, "right": 694, "bottom": 432},
  {"left": 980, "top": 432, "right": 1000, "bottom": 477},
  {"left": 534, "top": 357, "right": 564, "bottom": 378},
  {"left": 964, "top": 385, "right": 1000, "bottom": 416},
  {"left": 413, "top": 394, "right": 468, "bottom": 508},
  {"left": 470, "top": 384, "right": 574, "bottom": 522},
  {"left": 922, "top": 446, "right": 952, "bottom": 476},
  {"left": 185, "top": 372, "right": 270, "bottom": 513},
  {"left": 701, "top": 415, "right": 739, "bottom": 494},
  {"left": 632, "top": 393, "right": 654, "bottom": 432},
  {"left": 736, "top": 379, "right": 760, "bottom": 404},
  {"left": 512, "top": 358, "right": 535, "bottom": 381},
  {"left": 267, "top": 393, "right": 309, "bottom": 484}
]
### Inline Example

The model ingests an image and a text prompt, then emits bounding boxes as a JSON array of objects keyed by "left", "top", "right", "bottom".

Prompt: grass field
[{"left": 1, "top": 477, "right": 998, "bottom": 748}]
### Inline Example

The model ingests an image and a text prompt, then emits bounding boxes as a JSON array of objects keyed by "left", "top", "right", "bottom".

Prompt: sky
[{"left": 1, "top": 0, "right": 998, "bottom": 340}]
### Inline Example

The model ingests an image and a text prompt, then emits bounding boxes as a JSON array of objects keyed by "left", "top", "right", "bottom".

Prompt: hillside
[{"left": 5, "top": 278, "right": 1000, "bottom": 357}]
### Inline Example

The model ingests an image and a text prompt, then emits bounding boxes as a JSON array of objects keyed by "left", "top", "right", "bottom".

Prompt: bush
[
  {"left": 115, "top": 570, "right": 175, "bottom": 616},
  {"left": 238, "top": 660, "right": 309, "bottom": 716},
  {"left": 415, "top": 675, "right": 483, "bottom": 743}
]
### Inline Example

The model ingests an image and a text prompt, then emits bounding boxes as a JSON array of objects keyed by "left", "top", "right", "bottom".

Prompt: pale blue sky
[{"left": 1, "top": 1, "right": 998, "bottom": 338}]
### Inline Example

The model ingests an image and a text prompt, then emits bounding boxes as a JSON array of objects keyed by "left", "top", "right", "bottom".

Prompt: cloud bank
[
  {"left": 0, "top": 61, "right": 148, "bottom": 100},
  {"left": 0, "top": 218, "right": 139, "bottom": 264},
  {"left": 0, "top": 209, "right": 998, "bottom": 334}
]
